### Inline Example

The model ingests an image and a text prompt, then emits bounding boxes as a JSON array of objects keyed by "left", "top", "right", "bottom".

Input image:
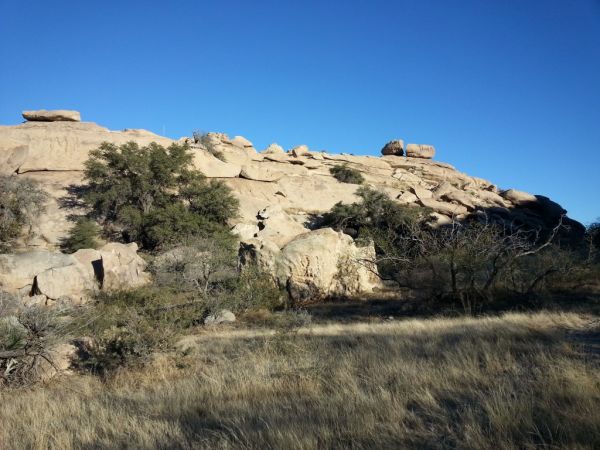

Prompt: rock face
[
  {"left": 381, "top": 139, "right": 405, "bottom": 156},
  {"left": 0, "top": 110, "right": 584, "bottom": 301},
  {"left": 405, "top": 144, "right": 435, "bottom": 159},
  {"left": 240, "top": 228, "right": 381, "bottom": 302},
  {"left": 22, "top": 110, "right": 81, "bottom": 122},
  {"left": 0, "top": 243, "right": 149, "bottom": 304}
]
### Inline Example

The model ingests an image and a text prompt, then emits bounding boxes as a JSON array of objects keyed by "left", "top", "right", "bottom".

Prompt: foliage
[
  {"left": 320, "top": 188, "right": 594, "bottom": 313},
  {"left": 0, "top": 306, "right": 67, "bottom": 387},
  {"left": 587, "top": 220, "right": 600, "bottom": 262},
  {"left": 73, "top": 287, "right": 201, "bottom": 376},
  {"left": 193, "top": 130, "right": 226, "bottom": 162},
  {"left": 0, "top": 176, "right": 48, "bottom": 252},
  {"left": 329, "top": 164, "right": 365, "bottom": 184},
  {"left": 151, "top": 233, "right": 239, "bottom": 296},
  {"left": 81, "top": 141, "right": 238, "bottom": 250},
  {"left": 60, "top": 217, "right": 101, "bottom": 253}
]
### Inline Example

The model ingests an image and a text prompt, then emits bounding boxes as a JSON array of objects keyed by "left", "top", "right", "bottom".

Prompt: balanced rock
[
  {"left": 381, "top": 139, "right": 405, "bottom": 156},
  {"left": 22, "top": 110, "right": 81, "bottom": 122},
  {"left": 406, "top": 144, "right": 435, "bottom": 159}
]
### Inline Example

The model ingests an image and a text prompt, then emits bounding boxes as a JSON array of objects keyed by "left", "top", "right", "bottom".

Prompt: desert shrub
[
  {"left": 81, "top": 141, "right": 239, "bottom": 250},
  {"left": 587, "top": 220, "right": 600, "bottom": 262},
  {"left": 74, "top": 287, "right": 202, "bottom": 375},
  {"left": 0, "top": 176, "right": 48, "bottom": 251},
  {"left": 0, "top": 306, "right": 67, "bottom": 387},
  {"left": 193, "top": 130, "right": 226, "bottom": 161},
  {"left": 152, "top": 235, "right": 285, "bottom": 313},
  {"left": 220, "top": 263, "right": 286, "bottom": 313},
  {"left": 320, "top": 187, "right": 426, "bottom": 279},
  {"left": 320, "top": 189, "right": 591, "bottom": 313},
  {"left": 151, "top": 233, "right": 239, "bottom": 296},
  {"left": 329, "top": 164, "right": 365, "bottom": 184},
  {"left": 60, "top": 217, "right": 101, "bottom": 253}
]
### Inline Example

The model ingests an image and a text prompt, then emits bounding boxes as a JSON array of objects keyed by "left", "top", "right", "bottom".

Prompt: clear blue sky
[{"left": 1, "top": 0, "right": 599, "bottom": 224}]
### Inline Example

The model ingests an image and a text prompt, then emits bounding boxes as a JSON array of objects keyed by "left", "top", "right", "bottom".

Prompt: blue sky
[{"left": 1, "top": 0, "right": 599, "bottom": 224}]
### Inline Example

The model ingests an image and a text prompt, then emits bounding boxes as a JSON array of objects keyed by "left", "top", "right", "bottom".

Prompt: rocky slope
[{"left": 0, "top": 110, "right": 584, "bottom": 302}]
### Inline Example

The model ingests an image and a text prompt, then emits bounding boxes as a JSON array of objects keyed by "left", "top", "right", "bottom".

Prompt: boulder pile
[
  {"left": 0, "top": 110, "right": 584, "bottom": 302},
  {"left": 0, "top": 243, "right": 149, "bottom": 305}
]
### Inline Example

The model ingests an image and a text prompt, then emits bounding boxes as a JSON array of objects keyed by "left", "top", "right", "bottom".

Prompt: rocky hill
[{"left": 0, "top": 109, "right": 584, "bottom": 304}]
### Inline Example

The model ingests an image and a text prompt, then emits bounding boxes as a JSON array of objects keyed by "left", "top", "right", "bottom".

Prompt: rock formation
[
  {"left": 0, "top": 110, "right": 584, "bottom": 302},
  {"left": 381, "top": 139, "right": 405, "bottom": 156},
  {"left": 0, "top": 243, "right": 149, "bottom": 305},
  {"left": 22, "top": 109, "right": 81, "bottom": 122}
]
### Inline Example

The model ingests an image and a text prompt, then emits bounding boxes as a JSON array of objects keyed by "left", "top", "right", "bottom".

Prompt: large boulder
[
  {"left": 406, "top": 144, "right": 435, "bottom": 159},
  {"left": 0, "top": 251, "right": 75, "bottom": 295},
  {"left": 231, "top": 136, "right": 254, "bottom": 148},
  {"left": 262, "top": 143, "right": 285, "bottom": 154},
  {"left": 241, "top": 228, "right": 381, "bottom": 302},
  {"left": 0, "top": 243, "right": 149, "bottom": 303},
  {"left": 381, "top": 139, "right": 404, "bottom": 156},
  {"left": 22, "top": 110, "right": 81, "bottom": 122},
  {"left": 290, "top": 145, "right": 310, "bottom": 157},
  {"left": 96, "top": 242, "right": 150, "bottom": 291}
]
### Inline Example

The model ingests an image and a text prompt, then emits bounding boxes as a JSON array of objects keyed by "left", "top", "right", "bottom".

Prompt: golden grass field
[{"left": 1, "top": 311, "right": 599, "bottom": 449}]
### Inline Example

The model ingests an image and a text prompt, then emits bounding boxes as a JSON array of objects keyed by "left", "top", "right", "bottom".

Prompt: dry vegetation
[{"left": 1, "top": 311, "right": 599, "bottom": 449}]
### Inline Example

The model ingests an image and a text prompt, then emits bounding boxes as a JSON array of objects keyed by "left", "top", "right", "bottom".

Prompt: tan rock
[
  {"left": 418, "top": 198, "right": 468, "bottom": 216},
  {"left": 231, "top": 223, "right": 260, "bottom": 241},
  {"left": 262, "top": 143, "right": 285, "bottom": 154},
  {"left": 97, "top": 242, "right": 150, "bottom": 291},
  {"left": 406, "top": 144, "right": 435, "bottom": 159},
  {"left": 275, "top": 228, "right": 380, "bottom": 302},
  {"left": 192, "top": 150, "right": 241, "bottom": 178},
  {"left": 397, "top": 191, "right": 418, "bottom": 204},
  {"left": 22, "top": 109, "right": 81, "bottom": 122},
  {"left": 501, "top": 189, "right": 537, "bottom": 205},
  {"left": 0, "top": 138, "right": 29, "bottom": 175},
  {"left": 290, "top": 145, "right": 310, "bottom": 157},
  {"left": 231, "top": 135, "right": 254, "bottom": 148},
  {"left": 240, "top": 165, "right": 285, "bottom": 182},
  {"left": 255, "top": 205, "right": 309, "bottom": 248},
  {"left": 410, "top": 186, "right": 433, "bottom": 200},
  {"left": 441, "top": 190, "right": 476, "bottom": 210}
]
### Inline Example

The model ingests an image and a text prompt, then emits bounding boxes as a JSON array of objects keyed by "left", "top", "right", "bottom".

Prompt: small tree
[
  {"left": 329, "top": 165, "right": 365, "bottom": 184},
  {"left": 81, "top": 141, "right": 239, "bottom": 250},
  {"left": 61, "top": 218, "right": 101, "bottom": 253},
  {"left": 0, "top": 176, "right": 48, "bottom": 252}
]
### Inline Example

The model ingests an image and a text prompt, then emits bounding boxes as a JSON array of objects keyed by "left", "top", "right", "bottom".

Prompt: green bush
[
  {"left": 60, "top": 218, "right": 101, "bottom": 253},
  {"left": 0, "top": 176, "right": 48, "bottom": 251},
  {"left": 329, "top": 165, "right": 365, "bottom": 184},
  {"left": 81, "top": 141, "right": 239, "bottom": 250},
  {"left": 73, "top": 287, "right": 202, "bottom": 375}
]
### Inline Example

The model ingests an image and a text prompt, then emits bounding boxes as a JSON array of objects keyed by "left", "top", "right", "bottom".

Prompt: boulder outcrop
[
  {"left": 0, "top": 110, "right": 584, "bottom": 302},
  {"left": 0, "top": 243, "right": 149, "bottom": 304},
  {"left": 22, "top": 109, "right": 81, "bottom": 122},
  {"left": 240, "top": 228, "right": 381, "bottom": 302}
]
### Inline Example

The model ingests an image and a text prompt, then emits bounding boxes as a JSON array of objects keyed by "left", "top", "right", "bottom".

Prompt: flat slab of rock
[
  {"left": 240, "top": 165, "right": 285, "bottom": 182},
  {"left": 22, "top": 110, "right": 81, "bottom": 122},
  {"left": 406, "top": 144, "right": 435, "bottom": 159}
]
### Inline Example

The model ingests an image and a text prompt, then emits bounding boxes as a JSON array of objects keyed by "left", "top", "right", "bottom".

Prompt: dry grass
[{"left": 1, "top": 311, "right": 599, "bottom": 449}]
